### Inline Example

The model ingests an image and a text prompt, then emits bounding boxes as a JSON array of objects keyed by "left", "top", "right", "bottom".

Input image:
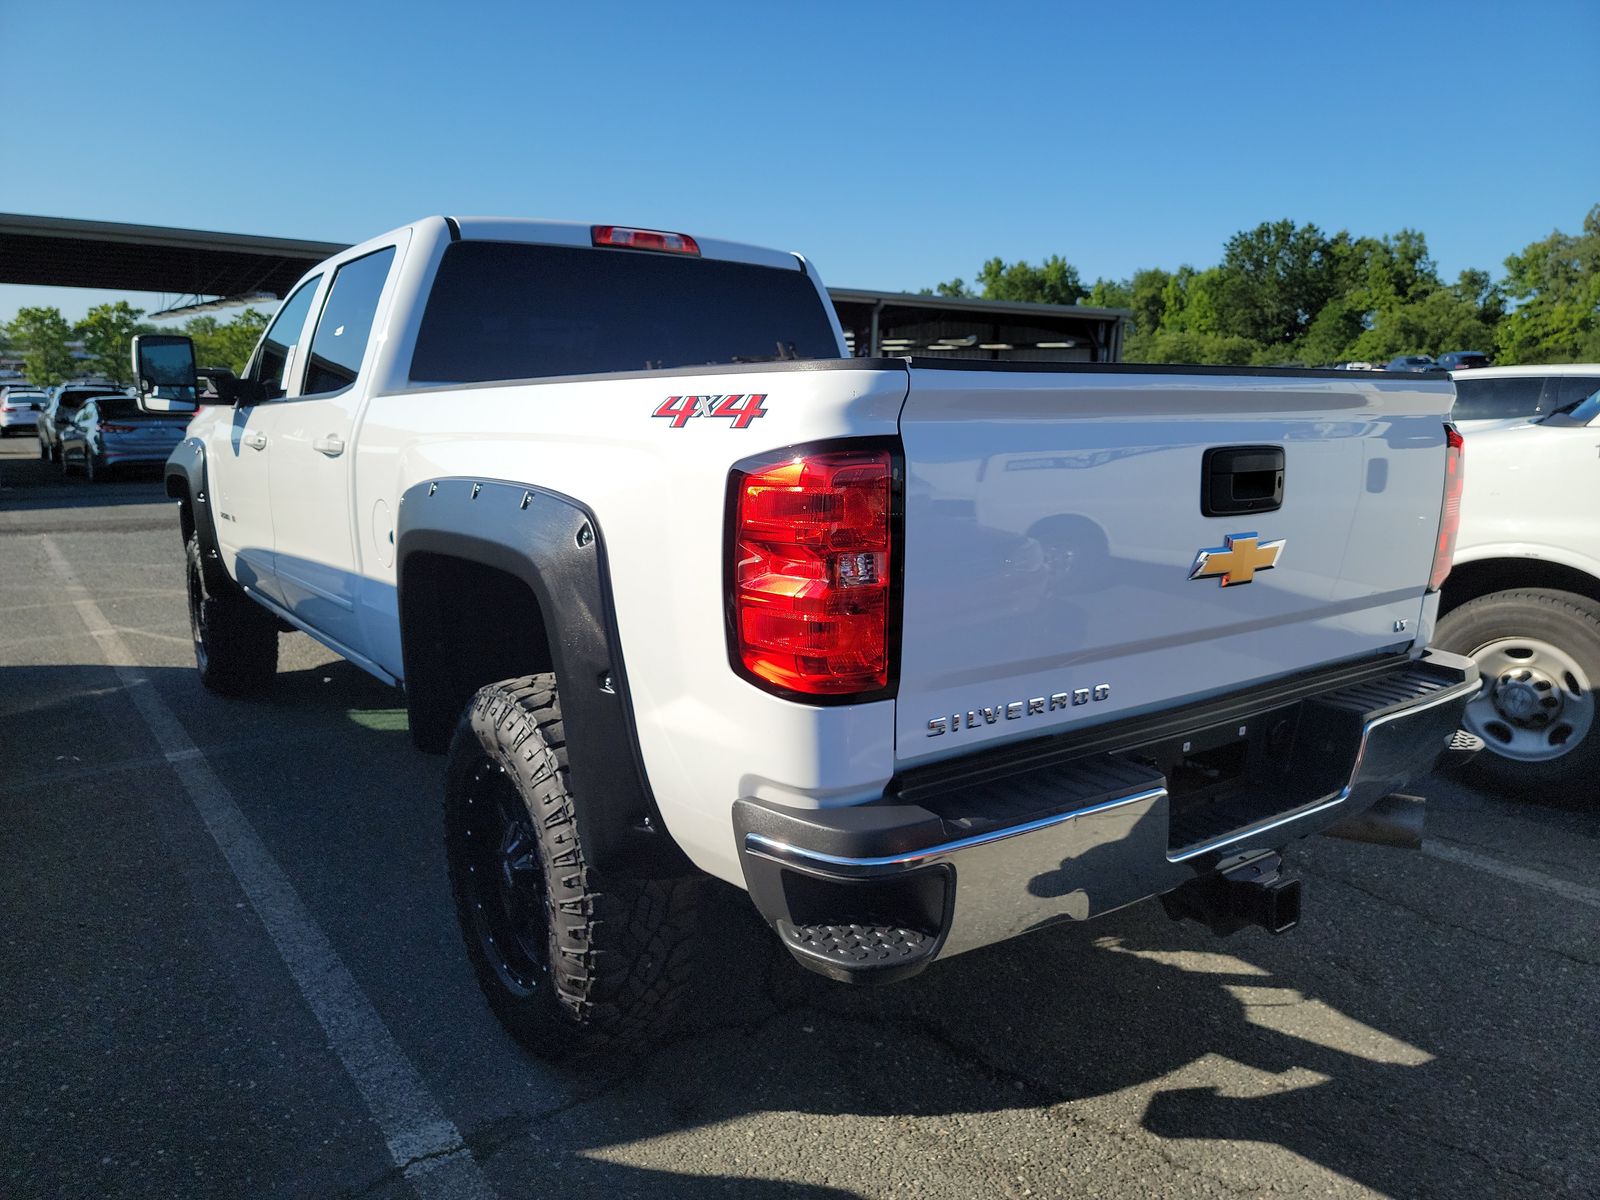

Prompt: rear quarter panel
[{"left": 356, "top": 364, "right": 908, "bottom": 885}]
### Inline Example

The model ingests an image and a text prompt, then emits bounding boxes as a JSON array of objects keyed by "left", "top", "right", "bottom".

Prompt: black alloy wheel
[{"left": 451, "top": 757, "right": 553, "bottom": 997}]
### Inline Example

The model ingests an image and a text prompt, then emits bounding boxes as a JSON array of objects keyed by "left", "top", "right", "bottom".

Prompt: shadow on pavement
[
  {"left": 0, "top": 452, "right": 168, "bottom": 510},
  {"left": 2, "top": 657, "right": 1588, "bottom": 1198}
]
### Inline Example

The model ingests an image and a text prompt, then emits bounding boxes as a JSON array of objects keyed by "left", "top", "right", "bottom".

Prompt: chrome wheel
[{"left": 1464, "top": 636, "right": 1594, "bottom": 763}]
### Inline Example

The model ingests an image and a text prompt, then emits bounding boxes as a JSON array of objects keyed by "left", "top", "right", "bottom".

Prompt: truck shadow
[{"left": 3, "top": 657, "right": 1583, "bottom": 1198}]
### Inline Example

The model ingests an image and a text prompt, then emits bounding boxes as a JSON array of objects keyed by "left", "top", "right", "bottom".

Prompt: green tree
[
  {"left": 185, "top": 308, "right": 270, "bottom": 375},
  {"left": 1128, "top": 267, "right": 1173, "bottom": 335},
  {"left": 76, "top": 301, "right": 146, "bottom": 384},
  {"left": 975, "top": 255, "right": 1086, "bottom": 306},
  {"left": 7, "top": 306, "right": 78, "bottom": 386},
  {"left": 1296, "top": 297, "right": 1366, "bottom": 365},
  {"left": 1126, "top": 328, "right": 1258, "bottom": 365},
  {"left": 1085, "top": 276, "right": 1132, "bottom": 311},
  {"left": 934, "top": 278, "right": 973, "bottom": 298},
  {"left": 1495, "top": 205, "right": 1600, "bottom": 364},
  {"left": 1215, "top": 220, "right": 1340, "bottom": 346}
]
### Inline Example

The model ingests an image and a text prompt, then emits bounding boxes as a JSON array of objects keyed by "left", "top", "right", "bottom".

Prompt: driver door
[
  {"left": 208, "top": 275, "right": 323, "bottom": 603},
  {"left": 266, "top": 239, "right": 402, "bottom": 656}
]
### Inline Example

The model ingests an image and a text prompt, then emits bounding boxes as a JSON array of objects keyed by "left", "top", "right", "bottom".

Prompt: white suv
[{"left": 1449, "top": 363, "right": 1600, "bottom": 433}]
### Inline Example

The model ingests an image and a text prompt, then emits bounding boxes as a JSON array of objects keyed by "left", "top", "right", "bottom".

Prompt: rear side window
[
  {"left": 1450, "top": 376, "right": 1547, "bottom": 421},
  {"left": 303, "top": 247, "right": 395, "bottom": 395},
  {"left": 251, "top": 276, "right": 322, "bottom": 400},
  {"left": 409, "top": 242, "right": 840, "bottom": 384}
]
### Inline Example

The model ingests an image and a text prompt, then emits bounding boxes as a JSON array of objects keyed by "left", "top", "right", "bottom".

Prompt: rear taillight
[
  {"left": 591, "top": 225, "right": 700, "bottom": 255},
  {"left": 729, "top": 446, "right": 897, "bottom": 697},
  {"left": 100, "top": 423, "right": 136, "bottom": 433},
  {"left": 1429, "top": 424, "right": 1465, "bottom": 591}
]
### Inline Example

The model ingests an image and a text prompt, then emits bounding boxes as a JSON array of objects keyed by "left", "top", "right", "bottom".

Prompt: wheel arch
[
  {"left": 164, "top": 439, "right": 230, "bottom": 593},
  {"left": 1440, "top": 555, "right": 1600, "bottom": 616},
  {"left": 396, "top": 477, "right": 689, "bottom": 876}
]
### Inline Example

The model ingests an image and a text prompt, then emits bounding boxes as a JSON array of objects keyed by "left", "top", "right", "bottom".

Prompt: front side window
[
  {"left": 303, "top": 248, "right": 395, "bottom": 395},
  {"left": 1450, "top": 376, "right": 1547, "bottom": 421},
  {"left": 250, "top": 277, "right": 322, "bottom": 400}
]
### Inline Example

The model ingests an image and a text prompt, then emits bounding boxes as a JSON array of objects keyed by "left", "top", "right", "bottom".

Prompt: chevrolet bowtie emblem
[{"left": 1189, "top": 532, "right": 1285, "bottom": 587}]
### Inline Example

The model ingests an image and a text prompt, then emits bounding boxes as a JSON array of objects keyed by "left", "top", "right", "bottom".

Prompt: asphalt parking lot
[{"left": 3, "top": 433, "right": 1598, "bottom": 1200}]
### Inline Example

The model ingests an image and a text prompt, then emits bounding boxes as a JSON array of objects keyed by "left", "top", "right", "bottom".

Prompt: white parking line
[
  {"left": 39, "top": 536, "right": 497, "bottom": 1200},
  {"left": 1424, "top": 840, "right": 1600, "bottom": 911}
]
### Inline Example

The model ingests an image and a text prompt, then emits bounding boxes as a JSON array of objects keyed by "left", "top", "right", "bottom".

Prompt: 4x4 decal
[{"left": 653, "top": 394, "right": 768, "bottom": 429}]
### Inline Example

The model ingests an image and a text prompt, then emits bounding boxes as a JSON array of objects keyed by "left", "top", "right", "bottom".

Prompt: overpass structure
[{"left": 0, "top": 213, "right": 1127, "bottom": 363}]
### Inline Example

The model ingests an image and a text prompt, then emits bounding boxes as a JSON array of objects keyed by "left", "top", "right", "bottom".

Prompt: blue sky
[{"left": 3, "top": 0, "right": 1596, "bottom": 322}]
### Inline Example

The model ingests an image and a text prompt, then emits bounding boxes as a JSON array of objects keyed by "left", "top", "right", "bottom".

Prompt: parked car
[
  {"left": 135, "top": 215, "right": 1474, "bottom": 1059},
  {"left": 1434, "top": 378, "right": 1600, "bottom": 793},
  {"left": 1385, "top": 354, "right": 1446, "bottom": 373},
  {"left": 36, "top": 381, "right": 127, "bottom": 462},
  {"left": 59, "top": 394, "right": 191, "bottom": 481},
  {"left": 0, "top": 386, "right": 48, "bottom": 436},
  {"left": 1449, "top": 363, "right": 1600, "bottom": 432},
  {"left": 1437, "top": 350, "right": 1491, "bottom": 371}
]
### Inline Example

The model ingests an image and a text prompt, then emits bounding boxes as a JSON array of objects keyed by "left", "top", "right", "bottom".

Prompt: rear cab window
[{"left": 408, "top": 242, "right": 840, "bottom": 384}]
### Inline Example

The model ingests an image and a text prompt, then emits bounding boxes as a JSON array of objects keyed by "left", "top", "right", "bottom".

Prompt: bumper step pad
[{"left": 778, "top": 921, "right": 935, "bottom": 984}]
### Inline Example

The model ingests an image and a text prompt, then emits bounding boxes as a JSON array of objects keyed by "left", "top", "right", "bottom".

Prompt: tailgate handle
[{"left": 1202, "top": 445, "right": 1284, "bottom": 517}]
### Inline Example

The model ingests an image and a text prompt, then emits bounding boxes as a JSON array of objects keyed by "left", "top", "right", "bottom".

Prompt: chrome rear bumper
[{"left": 736, "top": 649, "right": 1479, "bottom": 983}]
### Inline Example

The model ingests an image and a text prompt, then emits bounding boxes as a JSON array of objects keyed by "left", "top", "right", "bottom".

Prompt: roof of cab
[
  {"left": 444, "top": 216, "right": 803, "bottom": 273},
  {"left": 1451, "top": 363, "right": 1600, "bottom": 378}
]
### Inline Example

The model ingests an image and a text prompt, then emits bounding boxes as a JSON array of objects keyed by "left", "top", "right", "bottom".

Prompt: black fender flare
[
  {"left": 164, "top": 438, "right": 230, "bottom": 593},
  {"left": 396, "top": 477, "right": 689, "bottom": 876}
]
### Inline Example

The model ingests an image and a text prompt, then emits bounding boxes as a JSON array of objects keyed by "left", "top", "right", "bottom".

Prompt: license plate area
[{"left": 1123, "top": 702, "right": 1309, "bottom": 853}]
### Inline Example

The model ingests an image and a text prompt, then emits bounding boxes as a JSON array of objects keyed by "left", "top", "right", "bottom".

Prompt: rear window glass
[
  {"left": 409, "top": 242, "right": 839, "bottom": 384},
  {"left": 96, "top": 398, "right": 152, "bottom": 420},
  {"left": 60, "top": 387, "right": 119, "bottom": 408},
  {"left": 1451, "top": 376, "right": 1546, "bottom": 421}
]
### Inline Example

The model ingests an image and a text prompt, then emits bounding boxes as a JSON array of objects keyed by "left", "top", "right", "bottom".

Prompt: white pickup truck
[{"left": 134, "top": 217, "right": 1478, "bottom": 1060}]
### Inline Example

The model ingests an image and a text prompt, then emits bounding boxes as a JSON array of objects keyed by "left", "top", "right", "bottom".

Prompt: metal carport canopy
[
  {"left": 0, "top": 213, "right": 343, "bottom": 299},
  {"left": 0, "top": 214, "right": 1130, "bottom": 361}
]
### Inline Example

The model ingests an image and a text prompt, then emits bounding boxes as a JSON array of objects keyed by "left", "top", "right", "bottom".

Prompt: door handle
[
  {"left": 243, "top": 431, "right": 268, "bottom": 451},
  {"left": 313, "top": 434, "right": 346, "bottom": 457}
]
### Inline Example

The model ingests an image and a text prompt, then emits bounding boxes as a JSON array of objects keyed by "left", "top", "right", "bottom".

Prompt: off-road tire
[
  {"left": 445, "top": 675, "right": 701, "bottom": 1061},
  {"left": 1434, "top": 588, "right": 1600, "bottom": 796},
  {"left": 185, "top": 529, "right": 278, "bottom": 696}
]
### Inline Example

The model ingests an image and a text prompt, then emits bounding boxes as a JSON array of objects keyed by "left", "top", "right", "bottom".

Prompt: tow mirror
[{"left": 131, "top": 334, "right": 202, "bottom": 414}]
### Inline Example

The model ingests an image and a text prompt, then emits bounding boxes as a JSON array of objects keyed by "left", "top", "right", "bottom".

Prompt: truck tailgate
[{"left": 895, "top": 365, "right": 1454, "bottom": 765}]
